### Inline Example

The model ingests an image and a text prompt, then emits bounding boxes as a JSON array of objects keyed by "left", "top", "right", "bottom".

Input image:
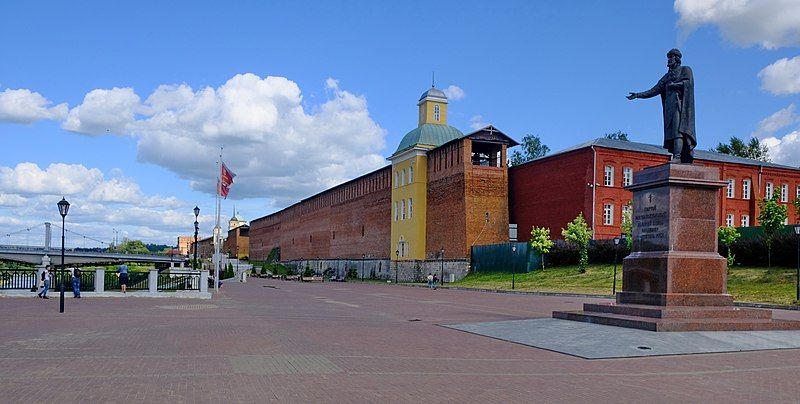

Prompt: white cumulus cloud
[
  {"left": 0, "top": 88, "right": 67, "bottom": 123},
  {"left": 469, "top": 115, "right": 487, "bottom": 130},
  {"left": 443, "top": 85, "right": 465, "bottom": 101},
  {"left": 753, "top": 104, "right": 799, "bottom": 136},
  {"left": 1, "top": 74, "right": 388, "bottom": 208},
  {"left": 675, "top": 0, "right": 800, "bottom": 49},
  {"left": 62, "top": 87, "right": 141, "bottom": 135},
  {"left": 758, "top": 56, "right": 800, "bottom": 95},
  {"left": 762, "top": 130, "right": 800, "bottom": 167}
]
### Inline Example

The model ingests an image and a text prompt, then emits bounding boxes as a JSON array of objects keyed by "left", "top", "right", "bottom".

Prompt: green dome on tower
[{"left": 393, "top": 123, "right": 464, "bottom": 155}]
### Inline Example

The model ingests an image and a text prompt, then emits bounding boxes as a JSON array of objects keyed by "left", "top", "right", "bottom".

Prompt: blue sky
[{"left": 1, "top": 1, "right": 799, "bottom": 247}]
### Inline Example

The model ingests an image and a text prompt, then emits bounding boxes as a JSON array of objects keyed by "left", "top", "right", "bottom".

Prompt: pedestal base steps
[{"left": 553, "top": 301, "right": 800, "bottom": 332}]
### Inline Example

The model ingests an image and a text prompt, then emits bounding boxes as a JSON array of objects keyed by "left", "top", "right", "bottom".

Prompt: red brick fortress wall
[
  {"left": 463, "top": 139, "right": 511, "bottom": 256},
  {"left": 426, "top": 140, "right": 468, "bottom": 258},
  {"left": 249, "top": 167, "right": 392, "bottom": 261}
]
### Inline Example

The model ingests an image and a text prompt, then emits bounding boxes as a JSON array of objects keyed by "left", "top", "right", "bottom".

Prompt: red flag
[{"left": 218, "top": 162, "right": 236, "bottom": 199}]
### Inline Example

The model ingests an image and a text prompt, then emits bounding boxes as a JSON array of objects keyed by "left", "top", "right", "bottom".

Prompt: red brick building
[{"left": 510, "top": 138, "right": 800, "bottom": 241}]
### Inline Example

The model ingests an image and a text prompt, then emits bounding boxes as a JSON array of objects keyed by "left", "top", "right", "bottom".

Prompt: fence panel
[
  {"left": 470, "top": 242, "right": 540, "bottom": 273},
  {"left": 0, "top": 269, "right": 37, "bottom": 290},
  {"left": 104, "top": 272, "right": 149, "bottom": 291},
  {"left": 157, "top": 273, "right": 200, "bottom": 291}
]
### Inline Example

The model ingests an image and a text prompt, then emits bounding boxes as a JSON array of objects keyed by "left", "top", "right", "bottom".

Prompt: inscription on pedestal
[{"left": 632, "top": 191, "right": 669, "bottom": 251}]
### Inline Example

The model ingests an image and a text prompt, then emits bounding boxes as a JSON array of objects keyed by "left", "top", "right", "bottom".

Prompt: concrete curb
[
  {"left": 396, "top": 283, "right": 800, "bottom": 310},
  {"left": 0, "top": 291, "right": 212, "bottom": 299}
]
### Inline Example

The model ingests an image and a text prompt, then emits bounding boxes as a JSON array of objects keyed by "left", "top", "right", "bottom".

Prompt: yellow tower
[{"left": 390, "top": 86, "right": 462, "bottom": 260}]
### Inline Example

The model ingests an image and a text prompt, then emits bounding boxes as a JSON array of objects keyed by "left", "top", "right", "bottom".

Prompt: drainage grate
[{"left": 636, "top": 346, "right": 652, "bottom": 350}]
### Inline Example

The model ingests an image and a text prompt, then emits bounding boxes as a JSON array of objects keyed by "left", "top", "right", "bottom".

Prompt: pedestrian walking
[
  {"left": 38, "top": 265, "right": 51, "bottom": 299},
  {"left": 118, "top": 264, "right": 129, "bottom": 293},
  {"left": 432, "top": 274, "right": 438, "bottom": 290},
  {"left": 72, "top": 266, "right": 81, "bottom": 298},
  {"left": 426, "top": 273, "right": 434, "bottom": 289}
]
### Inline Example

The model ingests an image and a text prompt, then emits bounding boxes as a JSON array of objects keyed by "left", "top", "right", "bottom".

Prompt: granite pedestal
[{"left": 554, "top": 163, "right": 800, "bottom": 331}]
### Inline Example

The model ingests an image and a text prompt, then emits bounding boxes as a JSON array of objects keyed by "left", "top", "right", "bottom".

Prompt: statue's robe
[{"left": 637, "top": 65, "right": 696, "bottom": 159}]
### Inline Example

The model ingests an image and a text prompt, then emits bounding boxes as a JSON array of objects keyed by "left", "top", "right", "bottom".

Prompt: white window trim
[
  {"left": 726, "top": 179, "right": 735, "bottom": 199},
  {"left": 401, "top": 199, "right": 406, "bottom": 220},
  {"left": 409, "top": 166, "right": 414, "bottom": 183},
  {"left": 742, "top": 179, "right": 751, "bottom": 200},
  {"left": 604, "top": 166, "right": 614, "bottom": 187},
  {"left": 726, "top": 213, "right": 734, "bottom": 227},
  {"left": 623, "top": 167, "right": 633, "bottom": 187},
  {"left": 433, "top": 104, "right": 440, "bottom": 122},
  {"left": 766, "top": 182, "right": 774, "bottom": 199},
  {"left": 741, "top": 215, "right": 749, "bottom": 227},
  {"left": 781, "top": 184, "right": 788, "bottom": 202},
  {"left": 603, "top": 203, "right": 613, "bottom": 225},
  {"left": 408, "top": 198, "right": 413, "bottom": 219}
]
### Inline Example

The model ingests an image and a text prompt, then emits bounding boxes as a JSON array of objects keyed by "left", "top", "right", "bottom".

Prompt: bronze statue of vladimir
[{"left": 628, "top": 48, "right": 696, "bottom": 164}]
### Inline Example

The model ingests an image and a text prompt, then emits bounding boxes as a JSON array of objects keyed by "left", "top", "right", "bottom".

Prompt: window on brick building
[
  {"left": 622, "top": 203, "right": 631, "bottom": 220},
  {"left": 766, "top": 182, "right": 774, "bottom": 199},
  {"left": 726, "top": 214, "right": 734, "bottom": 227},
  {"left": 603, "top": 203, "right": 613, "bottom": 225},
  {"left": 401, "top": 199, "right": 406, "bottom": 220},
  {"left": 604, "top": 166, "right": 614, "bottom": 187},
  {"left": 332, "top": 231, "right": 335, "bottom": 239},
  {"left": 726, "top": 179, "right": 735, "bottom": 199},
  {"left": 361, "top": 225, "right": 365, "bottom": 237},
  {"left": 741, "top": 215, "right": 749, "bottom": 227},
  {"left": 797, "top": 184, "right": 800, "bottom": 199},
  {"left": 742, "top": 179, "right": 751, "bottom": 200},
  {"left": 623, "top": 167, "right": 633, "bottom": 187},
  {"left": 781, "top": 183, "right": 788, "bottom": 202},
  {"left": 408, "top": 198, "right": 413, "bottom": 219},
  {"left": 784, "top": 217, "right": 790, "bottom": 225}
]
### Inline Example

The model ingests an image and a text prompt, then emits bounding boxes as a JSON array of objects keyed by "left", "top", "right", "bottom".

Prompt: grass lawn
[{"left": 451, "top": 265, "right": 799, "bottom": 305}]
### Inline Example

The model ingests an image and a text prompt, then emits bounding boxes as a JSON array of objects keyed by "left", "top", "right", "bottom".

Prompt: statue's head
[{"left": 667, "top": 48, "right": 682, "bottom": 69}]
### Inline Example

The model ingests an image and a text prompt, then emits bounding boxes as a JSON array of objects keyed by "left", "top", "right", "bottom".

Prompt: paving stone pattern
[{"left": 3, "top": 279, "right": 800, "bottom": 402}]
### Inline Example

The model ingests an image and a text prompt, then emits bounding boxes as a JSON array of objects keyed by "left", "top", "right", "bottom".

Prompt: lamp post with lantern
[
  {"left": 794, "top": 225, "right": 800, "bottom": 303},
  {"left": 511, "top": 244, "right": 517, "bottom": 290},
  {"left": 193, "top": 206, "right": 200, "bottom": 271},
  {"left": 57, "top": 197, "right": 70, "bottom": 313},
  {"left": 440, "top": 247, "right": 445, "bottom": 287},
  {"left": 395, "top": 249, "right": 399, "bottom": 284},
  {"left": 612, "top": 234, "right": 626, "bottom": 295}
]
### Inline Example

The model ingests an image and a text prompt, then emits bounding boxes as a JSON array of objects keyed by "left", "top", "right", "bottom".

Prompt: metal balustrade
[{"left": 0, "top": 269, "right": 37, "bottom": 290}]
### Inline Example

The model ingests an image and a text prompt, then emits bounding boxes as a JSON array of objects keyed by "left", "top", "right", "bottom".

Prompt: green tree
[
  {"left": 116, "top": 239, "right": 150, "bottom": 254},
  {"left": 620, "top": 202, "right": 633, "bottom": 249},
  {"left": 604, "top": 130, "right": 630, "bottom": 141},
  {"left": 757, "top": 195, "right": 788, "bottom": 268},
  {"left": 529, "top": 227, "right": 554, "bottom": 270},
  {"left": 509, "top": 134, "right": 550, "bottom": 166},
  {"left": 794, "top": 198, "right": 800, "bottom": 223},
  {"left": 717, "top": 226, "right": 740, "bottom": 268},
  {"left": 562, "top": 213, "right": 591, "bottom": 273},
  {"left": 713, "top": 136, "right": 770, "bottom": 162}
]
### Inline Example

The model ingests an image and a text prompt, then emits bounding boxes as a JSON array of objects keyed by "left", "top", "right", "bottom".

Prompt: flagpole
[{"left": 214, "top": 146, "right": 223, "bottom": 292}]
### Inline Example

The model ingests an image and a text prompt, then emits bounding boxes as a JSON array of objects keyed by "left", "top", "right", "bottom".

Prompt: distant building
[
  {"left": 509, "top": 138, "right": 800, "bottom": 241},
  {"left": 177, "top": 236, "right": 194, "bottom": 255},
  {"left": 224, "top": 210, "right": 249, "bottom": 259}
]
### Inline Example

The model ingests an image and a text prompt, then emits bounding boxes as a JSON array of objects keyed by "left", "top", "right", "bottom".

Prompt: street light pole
[
  {"left": 613, "top": 236, "right": 621, "bottom": 295},
  {"left": 794, "top": 225, "right": 800, "bottom": 303},
  {"left": 395, "top": 249, "right": 399, "bottom": 284},
  {"left": 57, "top": 197, "right": 70, "bottom": 314},
  {"left": 511, "top": 244, "right": 516, "bottom": 290},
  {"left": 193, "top": 206, "right": 200, "bottom": 271}
]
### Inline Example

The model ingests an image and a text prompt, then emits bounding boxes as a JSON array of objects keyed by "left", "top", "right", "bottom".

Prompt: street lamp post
[
  {"left": 794, "top": 225, "right": 800, "bottom": 303},
  {"left": 57, "top": 197, "right": 70, "bottom": 314},
  {"left": 361, "top": 254, "right": 365, "bottom": 282},
  {"left": 193, "top": 206, "right": 200, "bottom": 271},
  {"left": 613, "top": 236, "right": 621, "bottom": 295},
  {"left": 395, "top": 249, "right": 399, "bottom": 284},
  {"left": 511, "top": 244, "right": 516, "bottom": 290}
]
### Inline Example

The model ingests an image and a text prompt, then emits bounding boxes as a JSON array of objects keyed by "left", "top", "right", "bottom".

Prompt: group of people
[
  {"left": 36, "top": 263, "right": 130, "bottom": 298},
  {"left": 36, "top": 265, "right": 83, "bottom": 299},
  {"left": 426, "top": 273, "right": 439, "bottom": 290}
]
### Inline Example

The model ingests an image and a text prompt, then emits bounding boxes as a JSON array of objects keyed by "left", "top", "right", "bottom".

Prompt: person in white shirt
[{"left": 38, "top": 266, "right": 51, "bottom": 299}]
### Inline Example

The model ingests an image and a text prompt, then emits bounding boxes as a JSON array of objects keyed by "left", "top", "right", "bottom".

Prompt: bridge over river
[{"left": 0, "top": 245, "right": 185, "bottom": 266}]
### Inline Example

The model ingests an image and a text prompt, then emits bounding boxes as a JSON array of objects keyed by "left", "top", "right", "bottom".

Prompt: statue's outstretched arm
[{"left": 635, "top": 77, "right": 665, "bottom": 99}]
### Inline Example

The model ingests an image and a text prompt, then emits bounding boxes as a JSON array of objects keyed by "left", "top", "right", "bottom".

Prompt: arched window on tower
[{"left": 434, "top": 104, "right": 440, "bottom": 121}]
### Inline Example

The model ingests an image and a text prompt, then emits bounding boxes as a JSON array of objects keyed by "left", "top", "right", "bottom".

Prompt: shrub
[
  {"left": 562, "top": 213, "right": 591, "bottom": 273},
  {"left": 303, "top": 266, "right": 314, "bottom": 277},
  {"left": 346, "top": 266, "right": 358, "bottom": 279}
]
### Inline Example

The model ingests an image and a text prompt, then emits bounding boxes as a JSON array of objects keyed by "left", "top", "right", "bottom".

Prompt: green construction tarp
[{"left": 470, "top": 242, "right": 541, "bottom": 273}]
